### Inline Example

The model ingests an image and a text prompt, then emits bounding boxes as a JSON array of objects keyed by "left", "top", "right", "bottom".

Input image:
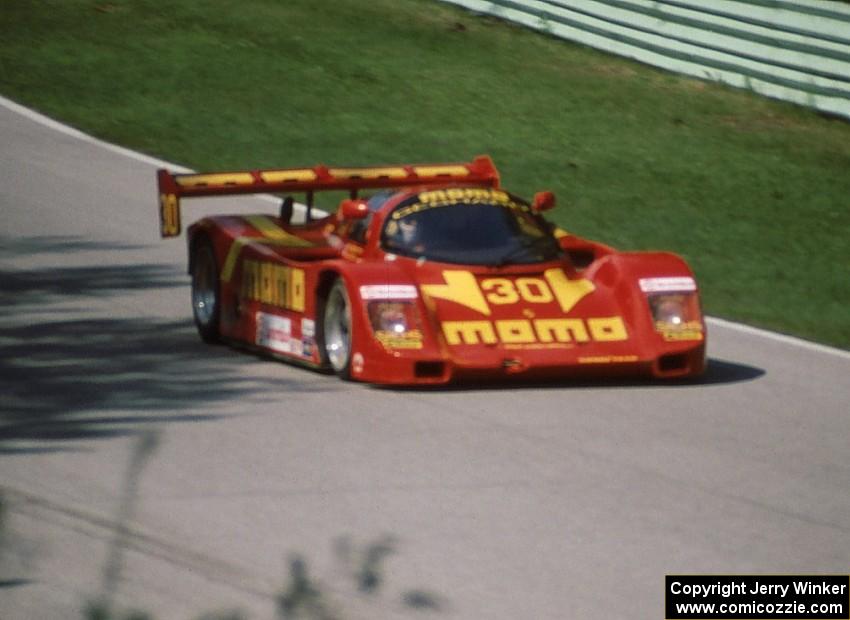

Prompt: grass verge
[{"left": 1, "top": 0, "right": 848, "bottom": 348}]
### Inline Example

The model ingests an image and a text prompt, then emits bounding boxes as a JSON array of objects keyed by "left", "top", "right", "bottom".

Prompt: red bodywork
[{"left": 158, "top": 156, "right": 706, "bottom": 385}]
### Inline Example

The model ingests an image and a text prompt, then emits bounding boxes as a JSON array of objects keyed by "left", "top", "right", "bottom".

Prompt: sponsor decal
[
  {"left": 655, "top": 320, "right": 704, "bottom": 342},
  {"left": 374, "top": 330, "right": 424, "bottom": 350},
  {"left": 421, "top": 268, "right": 595, "bottom": 317},
  {"left": 241, "top": 260, "right": 305, "bottom": 312},
  {"left": 392, "top": 188, "right": 525, "bottom": 220},
  {"left": 255, "top": 312, "right": 293, "bottom": 354},
  {"left": 159, "top": 193, "right": 180, "bottom": 237},
  {"left": 639, "top": 276, "right": 697, "bottom": 293},
  {"left": 441, "top": 316, "right": 628, "bottom": 346},
  {"left": 359, "top": 284, "right": 418, "bottom": 300},
  {"left": 419, "top": 268, "right": 625, "bottom": 347},
  {"left": 579, "top": 355, "right": 640, "bottom": 364},
  {"left": 301, "top": 318, "right": 316, "bottom": 357}
]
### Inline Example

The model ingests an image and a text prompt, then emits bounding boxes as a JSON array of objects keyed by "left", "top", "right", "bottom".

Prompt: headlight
[
  {"left": 647, "top": 293, "right": 703, "bottom": 340},
  {"left": 650, "top": 294, "right": 690, "bottom": 325},
  {"left": 639, "top": 277, "right": 703, "bottom": 341},
  {"left": 367, "top": 301, "right": 423, "bottom": 349},
  {"left": 368, "top": 301, "right": 412, "bottom": 333}
]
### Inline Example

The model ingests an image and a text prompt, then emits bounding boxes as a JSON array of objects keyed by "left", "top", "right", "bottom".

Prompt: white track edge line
[
  {"left": 0, "top": 95, "right": 330, "bottom": 215},
  {"left": 1, "top": 94, "right": 191, "bottom": 172},
  {"left": 2, "top": 94, "right": 847, "bottom": 360},
  {"left": 706, "top": 317, "right": 850, "bottom": 360}
]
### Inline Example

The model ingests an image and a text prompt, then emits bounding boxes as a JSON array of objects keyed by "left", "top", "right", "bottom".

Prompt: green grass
[{"left": 2, "top": 0, "right": 848, "bottom": 348}]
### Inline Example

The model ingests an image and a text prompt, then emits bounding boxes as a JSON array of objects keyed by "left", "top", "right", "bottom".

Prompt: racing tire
[
  {"left": 320, "top": 278, "right": 353, "bottom": 379},
  {"left": 190, "top": 237, "right": 221, "bottom": 344}
]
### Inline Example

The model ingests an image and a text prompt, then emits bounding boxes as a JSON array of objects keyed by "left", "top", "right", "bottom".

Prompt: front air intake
[
  {"left": 658, "top": 353, "right": 689, "bottom": 373},
  {"left": 414, "top": 361, "right": 445, "bottom": 378}
]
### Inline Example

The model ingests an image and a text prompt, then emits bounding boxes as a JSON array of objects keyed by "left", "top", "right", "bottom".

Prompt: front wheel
[
  {"left": 320, "top": 278, "right": 353, "bottom": 379},
  {"left": 190, "top": 238, "right": 221, "bottom": 343}
]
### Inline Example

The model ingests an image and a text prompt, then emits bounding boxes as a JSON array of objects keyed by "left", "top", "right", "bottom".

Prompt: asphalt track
[{"left": 1, "top": 99, "right": 849, "bottom": 620}]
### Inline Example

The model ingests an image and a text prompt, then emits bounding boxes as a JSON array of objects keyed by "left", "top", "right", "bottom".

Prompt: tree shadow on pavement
[{"left": 0, "top": 236, "right": 329, "bottom": 449}]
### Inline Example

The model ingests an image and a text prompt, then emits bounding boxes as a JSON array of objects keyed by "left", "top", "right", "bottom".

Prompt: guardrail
[{"left": 436, "top": 0, "right": 850, "bottom": 120}]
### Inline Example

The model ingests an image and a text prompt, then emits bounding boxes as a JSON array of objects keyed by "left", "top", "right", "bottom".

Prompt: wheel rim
[
  {"left": 192, "top": 249, "right": 217, "bottom": 327},
  {"left": 324, "top": 284, "right": 351, "bottom": 372}
]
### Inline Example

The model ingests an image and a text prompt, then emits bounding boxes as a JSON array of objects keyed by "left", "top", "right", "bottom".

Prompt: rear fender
[{"left": 186, "top": 219, "right": 222, "bottom": 274}]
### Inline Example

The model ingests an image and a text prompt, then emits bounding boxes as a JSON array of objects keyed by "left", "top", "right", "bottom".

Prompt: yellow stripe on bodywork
[
  {"left": 413, "top": 165, "right": 470, "bottom": 177},
  {"left": 176, "top": 172, "right": 255, "bottom": 188},
  {"left": 259, "top": 169, "right": 318, "bottom": 183},
  {"left": 329, "top": 167, "right": 408, "bottom": 179},
  {"left": 244, "top": 215, "right": 311, "bottom": 241},
  {"left": 221, "top": 216, "right": 313, "bottom": 282},
  {"left": 553, "top": 227, "right": 570, "bottom": 239}
]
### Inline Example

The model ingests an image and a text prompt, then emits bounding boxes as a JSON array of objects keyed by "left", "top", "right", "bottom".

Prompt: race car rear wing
[{"left": 156, "top": 155, "right": 500, "bottom": 237}]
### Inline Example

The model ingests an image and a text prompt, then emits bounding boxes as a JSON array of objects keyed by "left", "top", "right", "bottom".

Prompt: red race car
[{"left": 157, "top": 156, "right": 705, "bottom": 385}]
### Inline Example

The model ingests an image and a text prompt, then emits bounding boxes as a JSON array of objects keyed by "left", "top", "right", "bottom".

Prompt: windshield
[{"left": 381, "top": 188, "right": 561, "bottom": 265}]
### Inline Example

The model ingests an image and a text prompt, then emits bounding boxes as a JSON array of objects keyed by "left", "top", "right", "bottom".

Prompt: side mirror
[
  {"left": 532, "top": 191, "right": 556, "bottom": 212},
  {"left": 339, "top": 199, "right": 369, "bottom": 221}
]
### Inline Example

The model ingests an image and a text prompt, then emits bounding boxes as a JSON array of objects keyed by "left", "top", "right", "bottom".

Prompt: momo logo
[
  {"left": 420, "top": 268, "right": 628, "bottom": 346},
  {"left": 442, "top": 317, "right": 627, "bottom": 346}
]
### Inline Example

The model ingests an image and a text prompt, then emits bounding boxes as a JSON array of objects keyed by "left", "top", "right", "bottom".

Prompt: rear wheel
[
  {"left": 190, "top": 238, "right": 221, "bottom": 343},
  {"left": 320, "top": 278, "right": 353, "bottom": 378}
]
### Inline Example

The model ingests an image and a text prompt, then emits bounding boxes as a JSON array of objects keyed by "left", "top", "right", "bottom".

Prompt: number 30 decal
[
  {"left": 422, "top": 269, "right": 595, "bottom": 316},
  {"left": 482, "top": 277, "right": 554, "bottom": 305},
  {"left": 159, "top": 193, "right": 180, "bottom": 237}
]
